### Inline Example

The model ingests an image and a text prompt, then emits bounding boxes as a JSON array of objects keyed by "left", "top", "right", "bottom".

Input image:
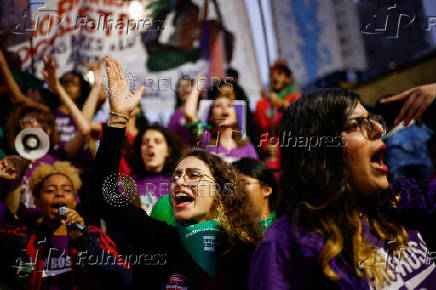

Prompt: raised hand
[
  {"left": 183, "top": 74, "right": 202, "bottom": 123},
  {"left": 42, "top": 54, "right": 61, "bottom": 92},
  {"left": 380, "top": 83, "right": 436, "bottom": 126},
  {"left": 0, "top": 158, "right": 17, "bottom": 180},
  {"left": 87, "top": 58, "right": 104, "bottom": 85},
  {"left": 105, "top": 55, "right": 144, "bottom": 117},
  {"left": 0, "top": 155, "right": 28, "bottom": 180}
]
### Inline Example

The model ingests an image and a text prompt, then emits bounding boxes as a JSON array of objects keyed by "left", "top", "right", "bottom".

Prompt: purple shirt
[
  {"left": 41, "top": 235, "right": 73, "bottom": 290},
  {"left": 54, "top": 110, "right": 93, "bottom": 165},
  {"left": 200, "top": 130, "right": 258, "bottom": 163},
  {"left": 55, "top": 110, "right": 77, "bottom": 148},
  {"left": 250, "top": 215, "right": 436, "bottom": 290},
  {"left": 168, "top": 109, "right": 192, "bottom": 145},
  {"left": 133, "top": 173, "right": 172, "bottom": 215}
]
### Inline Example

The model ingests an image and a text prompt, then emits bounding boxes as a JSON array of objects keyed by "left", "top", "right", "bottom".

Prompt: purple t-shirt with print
[
  {"left": 54, "top": 109, "right": 93, "bottom": 165},
  {"left": 250, "top": 214, "right": 436, "bottom": 290},
  {"left": 41, "top": 235, "right": 73, "bottom": 290},
  {"left": 55, "top": 110, "right": 77, "bottom": 148}
]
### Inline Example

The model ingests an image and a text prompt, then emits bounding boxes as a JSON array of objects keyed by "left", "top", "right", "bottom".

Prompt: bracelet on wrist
[
  {"left": 107, "top": 120, "right": 127, "bottom": 128},
  {"left": 109, "top": 111, "right": 129, "bottom": 122}
]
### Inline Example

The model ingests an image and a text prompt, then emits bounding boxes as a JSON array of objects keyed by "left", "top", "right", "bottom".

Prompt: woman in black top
[{"left": 93, "top": 56, "right": 260, "bottom": 289}]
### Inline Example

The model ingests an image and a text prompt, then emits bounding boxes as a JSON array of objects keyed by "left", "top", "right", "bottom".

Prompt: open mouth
[
  {"left": 145, "top": 151, "right": 155, "bottom": 161},
  {"left": 51, "top": 202, "right": 66, "bottom": 209},
  {"left": 370, "top": 145, "right": 389, "bottom": 174},
  {"left": 173, "top": 191, "right": 194, "bottom": 209}
]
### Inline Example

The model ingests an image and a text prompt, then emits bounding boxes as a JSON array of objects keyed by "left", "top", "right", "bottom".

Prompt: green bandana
[
  {"left": 176, "top": 219, "right": 220, "bottom": 278},
  {"left": 150, "top": 194, "right": 175, "bottom": 226},
  {"left": 259, "top": 212, "right": 276, "bottom": 234},
  {"left": 277, "top": 86, "right": 293, "bottom": 99}
]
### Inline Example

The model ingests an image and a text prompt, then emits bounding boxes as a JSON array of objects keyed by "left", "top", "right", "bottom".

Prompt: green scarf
[
  {"left": 259, "top": 212, "right": 276, "bottom": 234},
  {"left": 176, "top": 219, "right": 220, "bottom": 278},
  {"left": 277, "top": 86, "right": 294, "bottom": 99}
]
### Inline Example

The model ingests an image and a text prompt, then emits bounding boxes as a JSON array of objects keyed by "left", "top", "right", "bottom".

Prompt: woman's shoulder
[
  {"left": 259, "top": 215, "right": 324, "bottom": 259},
  {"left": 261, "top": 215, "right": 293, "bottom": 244},
  {"left": 169, "top": 109, "right": 184, "bottom": 122}
]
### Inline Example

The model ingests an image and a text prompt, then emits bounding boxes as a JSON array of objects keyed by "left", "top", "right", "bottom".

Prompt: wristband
[
  {"left": 183, "top": 120, "right": 201, "bottom": 128},
  {"left": 109, "top": 111, "right": 129, "bottom": 122},
  {"left": 184, "top": 120, "right": 211, "bottom": 136},
  {"left": 107, "top": 120, "right": 127, "bottom": 128}
]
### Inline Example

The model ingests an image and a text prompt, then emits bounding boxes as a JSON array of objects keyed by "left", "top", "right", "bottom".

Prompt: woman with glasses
[
  {"left": 232, "top": 158, "right": 278, "bottom": 233},
  {"left": 249, "top": 88, "right": 436, "bottom": 289},
  {"left": 92, "top": 56, "right": 261, "bottom": 289}
]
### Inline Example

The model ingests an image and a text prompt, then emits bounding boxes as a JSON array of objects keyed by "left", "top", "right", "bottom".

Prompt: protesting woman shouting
[{"left": 93, "top": 56, "right": 260, "bottom": 289}]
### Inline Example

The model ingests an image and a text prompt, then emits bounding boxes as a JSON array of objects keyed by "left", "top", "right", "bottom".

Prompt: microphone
[{"left": 56, "top": 206, "right": 85, "bottom": 232}]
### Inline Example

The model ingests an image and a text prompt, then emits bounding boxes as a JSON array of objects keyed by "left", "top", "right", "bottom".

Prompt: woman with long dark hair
[
  {"left": 184, "top": 80, "right": 258, "bottom": 163},
  {"left": 249, "top": 88, "right": 436, "bottom": 289},
  {"left": 232, "top": 157, "right": 278, "bottom": 232},
  {"left": 208, "top": 80, "right": 260, "bottom": 152},
  {"left": 130, "top": 123, "right": 184, "bottom": 214},
  {"left": 93, "top": 56, "right": 261, "bottom": 289}
]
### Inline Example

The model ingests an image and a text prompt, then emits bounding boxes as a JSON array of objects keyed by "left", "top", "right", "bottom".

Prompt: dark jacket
[
  {"left": 0, "top": 222, "right": 131, "bottom": 290},
  {"left": 93, "top": 125, "right": 255, "bottom": 289}
]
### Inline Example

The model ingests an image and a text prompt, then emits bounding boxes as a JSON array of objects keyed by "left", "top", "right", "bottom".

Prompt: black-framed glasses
[
  {"left": 171, "top": 169, "right": 214, "bottom": 186},
  {"left": 344, "top": 114, "right": 387, "bottom": 139}
]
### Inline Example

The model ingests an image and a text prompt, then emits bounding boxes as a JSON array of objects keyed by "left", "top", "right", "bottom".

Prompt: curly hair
[
  {"left": 31, "top": 161, "right": 82, "bottom": 198},
  {"left": 130, "top": 123, "right": 185, "bottom": 176},
  {"left": 177, "top": 149, "right": 262, "bottom": 248},
  {"left": 280, "top": 88, "right": 408, "bottom": 288},
  {"left": 6, "top": 104, "right": 59, "bottom": 150}
]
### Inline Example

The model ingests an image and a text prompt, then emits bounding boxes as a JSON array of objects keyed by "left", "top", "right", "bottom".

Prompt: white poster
[{"left": 8, "top": 0, "right": 261, "bottom": 124}]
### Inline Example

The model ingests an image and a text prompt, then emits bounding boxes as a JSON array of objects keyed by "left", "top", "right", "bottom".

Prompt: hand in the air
[
  {"left": 380, "top": 83, "right": 436, "bottom": 126},
  {"left": 42, "top": 54, "right": 62, "bottom": 92},
  {"left": 183, "top": 74, "right": 202, "bottom": 123},
  {"left": 105, "top": 55, "right": 145, "bottom": 117},
  {"left": 0, "top": 158, "right": 17, "bottom": 180},
  {"left": 0, "top": 156, "right": 28, "bottom": 180}
]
